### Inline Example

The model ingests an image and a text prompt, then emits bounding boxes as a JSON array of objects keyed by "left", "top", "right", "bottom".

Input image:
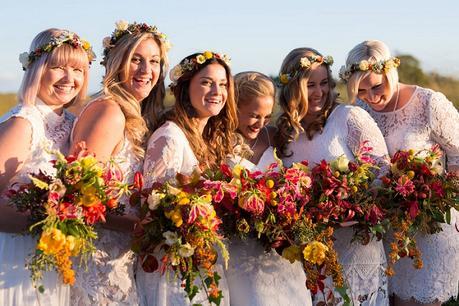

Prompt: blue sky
[{"left": 1, "top": 0, "right": 458, "bottom": 94}]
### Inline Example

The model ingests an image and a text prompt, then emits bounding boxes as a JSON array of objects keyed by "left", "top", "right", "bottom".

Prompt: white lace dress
[
  {"left": 70, "top": 100, "right": 142, "bottom": 306},
  {"left": 226, "top": 144, "right": 313, "bottom": 306},
  {"left": 358, "top": 86, "right": 459, "bottom": 304},
  {"left": 283, "top": 104, "right": 390, "bottom": 306},
  {"left": 0, "top": 99, "right": 74, "bottom": 306},
  {"left": 137, "top": 121, "right": 230, "bottom": 306}
]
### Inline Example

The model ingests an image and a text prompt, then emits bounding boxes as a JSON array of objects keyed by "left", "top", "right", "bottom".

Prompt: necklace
[
  {"left": 250, "top": 137, "right": 258, "bottom": 150},
  {"left": 392, "top": 83, "right": 400, "bottom": 112}
]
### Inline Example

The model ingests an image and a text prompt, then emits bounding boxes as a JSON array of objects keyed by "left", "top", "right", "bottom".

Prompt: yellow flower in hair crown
[
  {"left": 339, "top": 57, "right": 401, "bottom": 82},
  {"left": 19, "top": 30, "right": 95, "bottom": 71},
  {"left": 169, "top": 51, "right": 231, "bottom": 85},
  {"left": 279, "top": 54, "right": 333, "bottom": 85},
  {"left": 101, "top": 20, "right": 171, "bottom": 66}
]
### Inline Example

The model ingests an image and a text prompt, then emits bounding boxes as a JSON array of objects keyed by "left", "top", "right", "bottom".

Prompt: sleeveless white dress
[
  {"left": 226, "top": 128, "right": 313, "bottom": 306},
  {"left": 358, "top": 86, "right": 459, "bottom": 304},
  {"left": 0, "top": 99, "right": 74, "bottom": 306},
  {"left": 70, "top": 100, "right": 142, "bottom": 305},
  {"left": 137, "top": 121, "right": 230, "bottom": 306},
  {"left": 283, "top": 104, "right": 390, "bottom": 306}
]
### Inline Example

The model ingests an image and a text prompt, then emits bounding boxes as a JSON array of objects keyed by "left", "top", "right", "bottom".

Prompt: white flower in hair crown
[
  {"left": 19, "top": 30, "right": 95, "bottom": 71},
  {"left": 169, "top": 51, "right": 231, "bottom": 84},
  {"left": 339, "top": 57, "right": 401, "bottom": 82},
  {"left": 279, "top": 54, "right": 333, "bottom": 85},
  {"left": 101, "top": 20, "right": 171, "bottom": 65}
]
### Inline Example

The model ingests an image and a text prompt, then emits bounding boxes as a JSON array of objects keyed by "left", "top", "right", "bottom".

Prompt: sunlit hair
[
  {"left": 234, "top": 71, "right": 276, "bottom": 107},
  {"left": 18, "top": 28, "right": 90, "bottom": 107},
  {"left": 166, "top": 53, "right": 239, "bottom": 170},
  {"left": 101, "top": 31, "right": 169, "bottom": 158},
  {"left": 275, "top": 47, "right": 338, "bottom": 158},
  {"left": 345, "top": 40, "right": 399, "bottom": 103}
]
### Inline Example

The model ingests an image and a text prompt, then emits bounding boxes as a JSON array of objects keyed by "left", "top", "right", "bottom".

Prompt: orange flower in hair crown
[
  {"left": 101, "top": 20, "right": 171, "bottom": 66},
  {"left": 169, "top": 51, "right": 231, "bottom": 85},
  {"left": 19, "top": 31, "right": 95, "bottom": 71},
  {"left": 279, "top": 54, "right": 334, "bottom": 85},
  {"left": 339, "top": 57, "right": 401, "bottom": 82}
]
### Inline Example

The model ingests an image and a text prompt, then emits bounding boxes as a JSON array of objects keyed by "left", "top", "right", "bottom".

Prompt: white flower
[
  {"left": 169, "top": 65, "right": 183, "bottom": 82},
  {"left": 221, "top": 54, "right": 231, "bottom": 66},
  {"left": 115, "top": 20, "right": 129, "bottom": 31},
  {"left": 331, "top": 155, "right": 350, "bottom": 173},
  {"left": 19, "top": 52, "right": 30, "bottom": 69},
  {"left": 170, "top": 254, "right": 181, "bottom": 266},
  {"left": 358, "top": 60, "right": 370, "bottom": 71},
  {"left": 300, "top": 57, "right": 311, "bottom": 69},
  {"left": 163, "top": 231, "right": 180, "bottom": 246},
  {"left": 178, "top": 243, "right": 195, "bottom": 257},
  {"left": 147, "top": 191, "right": 163, "bottom": 210},
  {"left": 163, "top": 40, "right": 172, "bottom": 51},
  {"left": 102, "top": 36, "right": 112, "bottom": 49},
  {"left": 49, "top": 179, "right": 66, "bottom": 199},
  {"left": 324, "top": 55, "right": 334, "bottom": 66}
]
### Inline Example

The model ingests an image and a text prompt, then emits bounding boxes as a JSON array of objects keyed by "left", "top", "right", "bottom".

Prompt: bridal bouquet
[
  {"left": 6, "top": 147, "right": 126, "bottom": 291},
  {"left": 131, "top": 171, "right": 228, "bottom": 306},
  {"left": 380, "top": 145, "right": 459, "bottom": 275},
  {"left": 203, "top": 156, "right": 348, "bottom": 303},
  {"left": 309, "top": 141, "right": 387, "bottom": 244}
]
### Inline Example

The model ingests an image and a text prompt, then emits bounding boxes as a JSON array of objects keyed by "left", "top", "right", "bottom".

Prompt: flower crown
[
  {"left": 101, "top": 20, "right": 171, "bottom": 66},
  {"left": 19, "top": 31, "right": 95, "bottom": 71},
  {"left": 339, "top": 57, "right": 401, "bottom": 82},
  {"left": 279, "top": 54, "right": 334, "bottom": 85},
  {"left": 169, "top": 51, "right": 231, "bottom": 85}
]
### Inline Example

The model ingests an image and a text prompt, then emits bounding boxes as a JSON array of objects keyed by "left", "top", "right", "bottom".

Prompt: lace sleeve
[
  {"left": 428, "top": 91, "right": 459, "bottom": 168},
  {"left": 346, "top": 106, "right": 390, "bottom": 178},
  {"left": 143, "top": 135, "right": 183, "bottom": 187}
]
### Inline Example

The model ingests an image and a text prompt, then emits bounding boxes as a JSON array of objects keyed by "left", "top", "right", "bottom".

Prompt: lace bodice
[
  {"left": 70, "top": 99, "right": 142, "bottom": 306},
  {"left": 143, "top": 121, "right": 199, "bottom": 187},
  {"left": 358, "top": 86, "right": 459, "bottom": 168},
  {"left": 358, "top": 86, "right": 459, "bottom": 303},
  {"left": 0, "top": 99, "right": 75, "bottom": 185},
  {"left": 282, "top": 104, "right": 389, "bottom": 306}
]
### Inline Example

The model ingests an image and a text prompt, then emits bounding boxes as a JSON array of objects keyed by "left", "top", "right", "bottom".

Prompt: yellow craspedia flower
[
  {"left": 196, "top": 54, "right": 206, "bottom": 64},
  {"left": 282, "top": 245, "right": 302, "bottom": 263},
  {"left": 203, "top": 51, "right": 213, "bottom": 59},
  {"left": 279, "top": 74, "right": 289, "bottom": 85},
  {"left": 407, "top": 170, "right": 415, "bottom": 179},
  {"left": 265, "top": 179, "right": 274, "bottom": 189},
  {"left": 303, "top": 241, "right": 329, "bottom": 265}
]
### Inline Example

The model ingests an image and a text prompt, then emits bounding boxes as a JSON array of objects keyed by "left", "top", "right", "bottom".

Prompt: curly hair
[
  {"left": 275, "top": 47, "right": 338, "bottom": 158},
  {"left": 166, "top": 53, "right": 240, "bottom": 170},
  {"left": 101, "top": 31, "right": 168, "bottom": 158}
]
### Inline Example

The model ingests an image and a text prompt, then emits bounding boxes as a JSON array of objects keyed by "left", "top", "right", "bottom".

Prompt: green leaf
[
  {"left": 445, "top": 209, "right": 451, "bottom": 224},
  {"left": 336, "top": 286, "right": 351, "bottom": 305}
]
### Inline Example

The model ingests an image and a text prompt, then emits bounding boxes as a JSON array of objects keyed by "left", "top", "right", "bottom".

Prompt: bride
[{"left": 226, "top": 71, "right": 313, "bottom": 306}]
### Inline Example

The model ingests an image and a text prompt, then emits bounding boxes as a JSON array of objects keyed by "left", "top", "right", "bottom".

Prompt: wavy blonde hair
[
  {"left": 234, "top": 71, "right": 276, "bottom": 107},
  {"left": 166, "top": 53, "right": 239, "bottom": 170},
  {"left": 345, "top": 40, "right": 399, "bottom": 103},
  {"left": 275, "top": 47, "right": 337, "bottom": 158},
  {"left": 18, "top": 28, "right": 90, "bottom": 107},
  {"left": 101, "top": 31, "right": 169, "bottom": 158}
]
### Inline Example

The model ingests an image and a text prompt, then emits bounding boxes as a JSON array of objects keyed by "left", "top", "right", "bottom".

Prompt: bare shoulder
[
  {"left": 0, "top": 117, "right": 32, "bottom": 143},
  {"left": 76, "top": 98, "right": 125, "bottom": 131}
]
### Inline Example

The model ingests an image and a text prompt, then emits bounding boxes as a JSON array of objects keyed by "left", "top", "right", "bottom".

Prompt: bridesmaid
[
  {"left": 225, "top": 71, "right": 313, "bottom": 306},
  {"left": 70, "top": 21, "right": 169, "bottom": 305},
  {"left": 137, "top": 51, "right": 238, "bottom": 306},
  {"left": 0, "top": 28, "right": 93, "bottom": 305},
  {"left": 342, "top": 39, "right": 459, "bottom": 306},
  {"left": 276, "top": 47, "right": 390, "bottom": 306}
]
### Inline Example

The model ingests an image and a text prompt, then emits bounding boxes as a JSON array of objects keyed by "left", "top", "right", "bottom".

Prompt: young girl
[
  {"left": 342, "top": 39, "right": 459, "bottom": 306},
  {"left": 70, "top": 21, "right": 169, "bottom": 305},
  {"left": 0, "top": 28, "right": 93, "bottom": 305},
  {"left": 276, "top": 47, "right": 390, "bottom": 306}
]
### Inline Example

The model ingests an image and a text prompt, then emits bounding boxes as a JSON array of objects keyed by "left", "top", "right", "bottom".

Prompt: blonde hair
[
  {"left": 18, "top": 28, "right": 90, "bottom": 107},
  {"left": 345, "top": 40, "right": 399, "bottom": 103},
  {"left": 275, "top": 47, "right": 337, "bottom": 157},
  {"left": 101, "top": 31, "right": 169, "bottom": 158},
  {"left": 167, "top": 53, "right": 239, "bottom": 170},
  {"left": 234, "top": 71, "right": 276, "bottom": 107}
]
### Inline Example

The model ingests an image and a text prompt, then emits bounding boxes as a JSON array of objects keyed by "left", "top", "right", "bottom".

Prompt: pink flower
[
  {"left": 405, "top": 201, "right": 420, "bottom": 219},
  {"left": 57, "top": 202, "right": 78, "bottom": 221},
  {"left": 366, "top": 204, "right": 384, "bottom": 225},
  {"left": 395, "top": 175, "right": 415, "bottom": 197},
  {"left": 430, "top": 181, "right": 445, "bottom": 197},
  {"left": 238, "top": 190, "right": 265, "bottom": 215}
]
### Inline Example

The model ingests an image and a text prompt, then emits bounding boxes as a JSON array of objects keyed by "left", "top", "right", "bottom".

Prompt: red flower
[
  {"left": 58, "top": 202, "right": 78, "bottom": 221},
  {"left": 238, "top": 190, "right": 265, "bottom": 215},
  {"left": 405, "top": 201, "right": 420, "bottom": 219},
  {"left": 395, "top": 175, "right": 415, "bottom": 197},
  {"left": 366, "top": 204, "right": 385, "bottom": 225},
  {"left": 83, "top": 202, "right": 107, "bottom": 224}
]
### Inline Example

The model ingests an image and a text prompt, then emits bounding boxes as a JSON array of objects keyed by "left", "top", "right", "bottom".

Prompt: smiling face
[
  {"left": 357, "top": 72, "right": 395, "bottom": 111},
  {"left": 237, "top": 95, "right": 274, "bottom": 140},
  {"left": 188, "top": 63, "right": 228, "bottom": 119},
  {"left": 306, "top": 64, "right": 330, "bottom": 116},
  {"left": 122, "top": 38, "right": 161, "bottom": 102},
  {"left": 38, "top": 63, "right": 85, "bottom": 110}
]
